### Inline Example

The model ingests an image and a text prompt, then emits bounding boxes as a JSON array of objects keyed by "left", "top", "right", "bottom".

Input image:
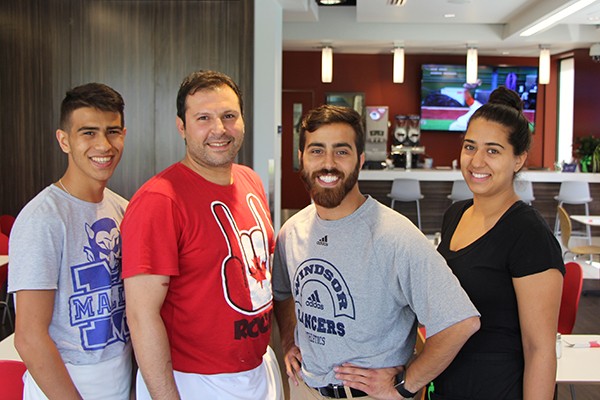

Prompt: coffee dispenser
[
  {"left": 407, "top": 115, "right": 422, "bottom": 146},
  {"left": 393, "top": 115, "right": 408, "bottom": 146},
  {"left": 390, "top": 114, "right": 425, "bottom": 170},
  {"left": 364, "top": 106, "right": 389, "bottom": 169}
]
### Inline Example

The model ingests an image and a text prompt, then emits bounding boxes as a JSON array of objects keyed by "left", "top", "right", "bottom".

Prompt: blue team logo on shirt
[
  {"left": 68, "top": 218, "right": 129, "bottom": 350},
  {"left": 293, "top": 258, "right": 356, "bottom": 342}
]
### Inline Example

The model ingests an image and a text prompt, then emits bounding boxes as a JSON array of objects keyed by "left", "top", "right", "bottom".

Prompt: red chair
[
  {"left": 558, "top": 262, "right": 584, "bottom": 334},
  {"left": 0, "top": 359, "right": 26, "bottom": 400},
  {"left": 0, "top": 214, "right": 15, "bottom": 237}
]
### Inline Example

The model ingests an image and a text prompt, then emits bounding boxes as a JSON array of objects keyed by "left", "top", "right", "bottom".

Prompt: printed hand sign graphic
[{"left": 213, "top": 194, "right": 273, "bottom": 315}]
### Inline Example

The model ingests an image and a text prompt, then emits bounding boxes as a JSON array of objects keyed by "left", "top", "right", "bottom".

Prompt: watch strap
[{"left": 394, "top": 370, "right": 417, "bottom": 399}]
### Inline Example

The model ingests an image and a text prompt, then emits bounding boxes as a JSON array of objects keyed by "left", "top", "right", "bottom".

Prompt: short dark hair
[
  {"left": 60, "top": 83, "right": 124, "bottom": 130},
  {"left": 176, "top": 70, "right": 243, "bottom": 126},
  {"left": 468, "top": 86, "right": 532, "bottom": 156},
  {"left": 299, "top": 105, "right": 365, "bottom": 156}
]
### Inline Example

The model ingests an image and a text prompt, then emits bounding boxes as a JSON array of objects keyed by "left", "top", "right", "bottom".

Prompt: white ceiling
[{"left": 280, "top": 0, "right": 600, "bottom": 56}]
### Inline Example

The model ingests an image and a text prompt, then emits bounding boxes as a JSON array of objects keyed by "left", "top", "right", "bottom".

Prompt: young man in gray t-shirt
[{"left": 8, "top": 83, "right": 132, "bottom": 399}]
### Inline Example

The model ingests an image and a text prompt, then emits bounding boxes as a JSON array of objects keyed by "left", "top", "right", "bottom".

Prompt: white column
[{"left": 254, "top": 0, "right": 283, "bottom": 230}]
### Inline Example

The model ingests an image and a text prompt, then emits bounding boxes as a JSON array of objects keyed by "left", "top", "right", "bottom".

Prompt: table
[
  {"left": 570, "top": 216, "right": 600, "bottom": 249},
  {"left": 571, "top": 215, "right": 600, "bottom": 227},
  {"left": 557, "top": 334, "right": 600, "bottom": 383},
  {"left": 0, "top": 333, "right": 19, "bottom": 361}
]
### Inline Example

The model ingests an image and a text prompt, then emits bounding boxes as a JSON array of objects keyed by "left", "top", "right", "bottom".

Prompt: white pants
[
  {"left": 136, "top": 346, "right": 283, "bottom": 400},
  {"left": 23, "top": 352, "right": 132, "bottom": 400}
]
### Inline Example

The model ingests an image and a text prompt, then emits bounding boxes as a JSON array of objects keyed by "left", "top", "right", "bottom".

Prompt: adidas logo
[
  {"left": 316, "top": 235, "right": 328, "bottom": 246},
  {"left": 305, "top": 290, "right": 324, "bottom": 310}
]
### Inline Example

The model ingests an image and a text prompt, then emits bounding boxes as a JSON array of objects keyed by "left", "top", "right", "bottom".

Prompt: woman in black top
[{"left": 433, "top": 87, "right": 565, "bottom": 400}]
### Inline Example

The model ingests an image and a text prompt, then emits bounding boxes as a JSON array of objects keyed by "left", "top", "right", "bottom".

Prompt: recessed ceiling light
[
  {"left": 317, "top": 0, "right": 346, "bottom": 5},
  {"left": 502, "top": 51, "right": 510, "bottom": 55},
  {"left": 444, "top": 13, "right": 456, "bottom": 18},
  {"left": 588, "top": 16, "right": 600, "bottom": 21}
]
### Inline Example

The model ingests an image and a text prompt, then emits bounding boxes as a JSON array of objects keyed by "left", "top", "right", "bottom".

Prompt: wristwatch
[{"left": 394, "top": 369, "right": 417, "bottom": 399}]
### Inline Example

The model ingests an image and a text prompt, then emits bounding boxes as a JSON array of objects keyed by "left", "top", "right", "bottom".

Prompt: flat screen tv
[{"left": 420, "top": 64, "right": 538, "bottom": 131}]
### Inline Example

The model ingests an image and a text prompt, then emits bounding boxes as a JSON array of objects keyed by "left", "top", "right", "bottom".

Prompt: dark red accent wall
[
  {"left": 573, "top": 49, "right": 600, "bottom": 142},
  {"left": 281, "top": 50, "right": 599, "bottom": 210}
]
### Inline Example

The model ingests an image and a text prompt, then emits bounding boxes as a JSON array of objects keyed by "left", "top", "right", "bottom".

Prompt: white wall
[{"left": 254, "top": 0, "right": 283, "bottom": 230}]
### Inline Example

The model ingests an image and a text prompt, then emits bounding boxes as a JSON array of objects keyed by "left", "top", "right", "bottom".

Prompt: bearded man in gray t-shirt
[{"left": 273, "top": 105, "right": 480, "bottom": 400}]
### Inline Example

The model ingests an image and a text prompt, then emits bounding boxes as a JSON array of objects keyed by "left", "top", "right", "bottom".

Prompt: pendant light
[
  {"left": 393, "top": 46, "right": 405, "bottom": 83},
  {"left": 466, "top": 46, "right": 478, "bottom": 84},
  {"left": 539, "top": 47, "right": 550, "bottom": 85},
  {"left": 321, "top": 45, "right": 333, "bottom": 83}
]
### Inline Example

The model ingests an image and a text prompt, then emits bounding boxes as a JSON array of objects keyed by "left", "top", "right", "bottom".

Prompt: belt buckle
[{"left": 331, "top": 384, "right": 342, "bottom": 399}]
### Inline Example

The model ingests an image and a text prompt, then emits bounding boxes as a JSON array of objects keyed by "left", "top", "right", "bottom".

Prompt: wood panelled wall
[{"left": 0, "top": 0, "right": 254, "bottom": 217}]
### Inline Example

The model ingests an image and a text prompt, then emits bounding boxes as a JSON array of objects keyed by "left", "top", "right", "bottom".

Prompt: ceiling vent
[{"left": 389, "top": 0, "right": 407, "bottom": 5}]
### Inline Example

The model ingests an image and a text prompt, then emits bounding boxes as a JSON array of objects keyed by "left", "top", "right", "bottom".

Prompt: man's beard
[{"left": 300, "top": 162, "right": 360, "bottom": 208}]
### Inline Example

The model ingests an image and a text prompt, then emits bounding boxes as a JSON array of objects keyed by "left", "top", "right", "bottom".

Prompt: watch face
[{"left": 395, "top": 370, "right": 405, "bottom": 385}]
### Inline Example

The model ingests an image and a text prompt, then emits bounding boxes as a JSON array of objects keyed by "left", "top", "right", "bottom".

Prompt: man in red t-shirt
[{"left": 121, "top": 70, "right": 282, "bottom": 400}]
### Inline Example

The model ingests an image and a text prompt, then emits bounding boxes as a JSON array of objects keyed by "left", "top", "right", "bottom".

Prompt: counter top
[{"left": 359, "top": 169, "right": 600, "bottom": 183}]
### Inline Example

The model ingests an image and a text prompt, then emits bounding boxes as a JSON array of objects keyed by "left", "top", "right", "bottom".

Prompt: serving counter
[
  {"left": 358, "top": 169, "right": 600, "bottom": 234},
  {"left": 359, "top": 169, "right": 600, "bottom": 183}
]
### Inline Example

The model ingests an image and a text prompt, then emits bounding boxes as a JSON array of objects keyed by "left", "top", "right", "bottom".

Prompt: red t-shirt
[{"left": 121, "top": 163, "right": 274, "bottom": 374}]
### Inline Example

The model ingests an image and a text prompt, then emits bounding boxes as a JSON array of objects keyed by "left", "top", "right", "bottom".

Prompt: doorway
[{"left": 281, "top": 90, "right": 314, "bottom": 215}]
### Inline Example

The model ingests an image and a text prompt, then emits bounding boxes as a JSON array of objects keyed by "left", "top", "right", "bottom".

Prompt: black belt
[{"left": 315, "top": 384, "right": 368, "bottom": 398}]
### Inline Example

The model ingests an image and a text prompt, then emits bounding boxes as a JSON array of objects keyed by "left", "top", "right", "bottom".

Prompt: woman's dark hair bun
[{"left": 487, "top": 86, "right": 523, "bottom": 112}]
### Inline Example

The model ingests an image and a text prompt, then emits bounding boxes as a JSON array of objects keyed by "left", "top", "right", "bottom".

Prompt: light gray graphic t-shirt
[{"left": 9, "top": 185, "right": 131, "bottom": 365}]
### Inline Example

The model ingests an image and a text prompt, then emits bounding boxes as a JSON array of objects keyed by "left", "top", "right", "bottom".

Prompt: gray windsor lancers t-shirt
[{"left": 272, "top": 196, "right": 479, "bottom": 388}]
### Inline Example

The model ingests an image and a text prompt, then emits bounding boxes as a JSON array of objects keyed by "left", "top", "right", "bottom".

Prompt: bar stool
[
  {"left": 554, "top": 181, "right": 593, "bottom": 241},
  {"left": 514, "top": 180, "right": 535, "bottom": 205},
  {"left": 387, "top": 179, "right": 424, "bottom": 230},
  {"left": 447, "top": 180, "right": 473, "bottom": 203}
]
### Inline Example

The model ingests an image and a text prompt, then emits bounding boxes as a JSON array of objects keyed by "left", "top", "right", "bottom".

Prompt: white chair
[
  {"left": 514, "top": 180, "right": 535, "bottom": 205},
  {"left": 554, "top": 181, "right": 593, "bottom": 241},
  {"left": 387, "top": 179, "right": 424, "bottom": 230},
  {"left": 447, "top": 180, "right": 473, "bottom": 203}
]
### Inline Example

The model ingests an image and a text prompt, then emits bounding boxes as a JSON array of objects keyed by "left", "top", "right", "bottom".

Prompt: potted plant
[{"left": 574, "top": 135, "right": 600, "bottom": 172}]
